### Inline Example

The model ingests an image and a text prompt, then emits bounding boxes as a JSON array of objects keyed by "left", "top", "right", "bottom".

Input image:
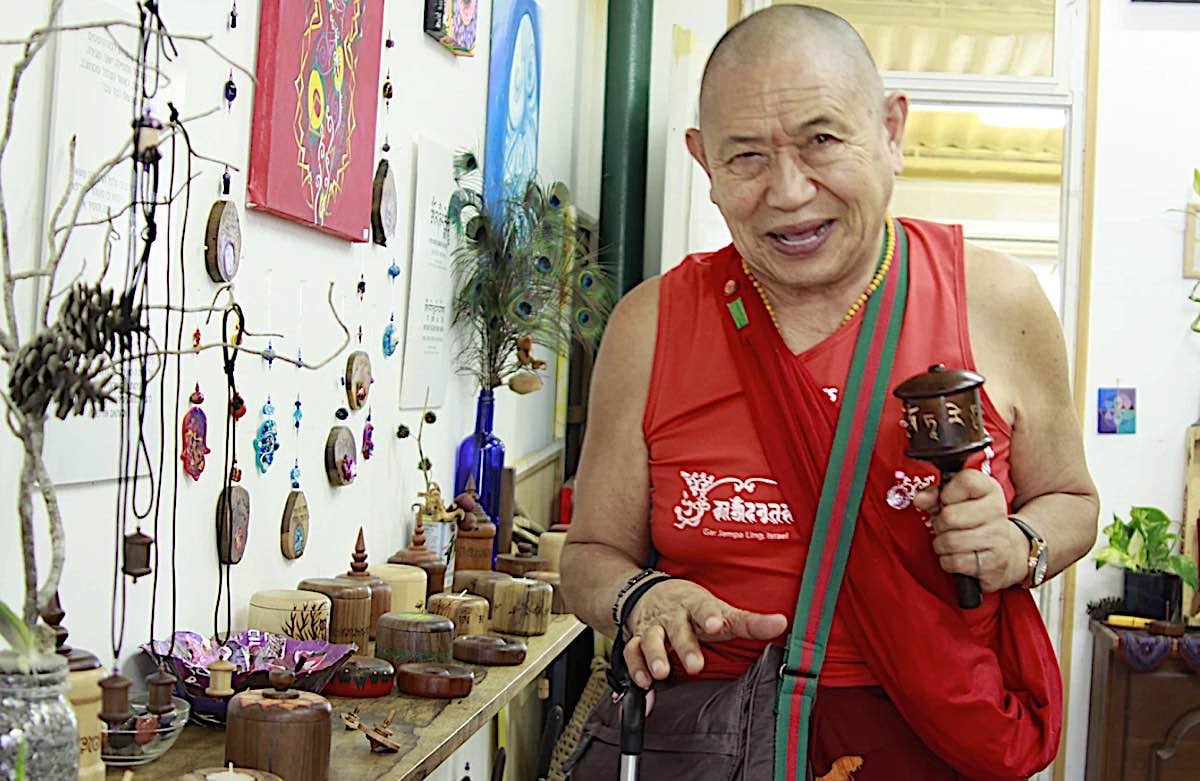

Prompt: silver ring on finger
[{"left": 974, "top": 550, "right": 983, "bottom": 579}]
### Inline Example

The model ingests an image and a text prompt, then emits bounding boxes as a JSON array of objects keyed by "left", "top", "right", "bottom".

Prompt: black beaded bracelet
[{"left": 611, "top": 567, "right": 667, "bottom": 627}]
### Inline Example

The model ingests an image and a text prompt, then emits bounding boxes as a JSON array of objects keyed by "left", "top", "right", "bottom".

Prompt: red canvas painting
[{"left": 248, "top": 0, "right": 386, "bottom": 242}]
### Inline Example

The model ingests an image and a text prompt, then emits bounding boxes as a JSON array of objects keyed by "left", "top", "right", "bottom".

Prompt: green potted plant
[{"left": 1095, "top": 506, "right": 1199, "bottom": 622}]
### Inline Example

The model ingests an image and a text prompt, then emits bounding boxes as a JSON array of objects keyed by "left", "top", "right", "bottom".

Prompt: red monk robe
[{"left": 644, "top": 217, "right": 1061, "bottom": 779}]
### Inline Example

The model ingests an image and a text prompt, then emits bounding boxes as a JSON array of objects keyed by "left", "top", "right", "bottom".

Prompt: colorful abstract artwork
[
  {"left": 484, "top": 0, "right": 541, "bottom": 212},
  {"left": 248, "top": 0, "right": 386, "bottom": 242},
  {"left": 1098, "top": 387, "right": 1137, "bottom": 435},
  {"left": 424, "top": 0, "right": 479, "bottom": 56}
]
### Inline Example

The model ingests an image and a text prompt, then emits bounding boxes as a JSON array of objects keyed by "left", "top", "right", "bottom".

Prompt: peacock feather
[{"left": 447, "top": 150, "right": 615, "bottom": 391}]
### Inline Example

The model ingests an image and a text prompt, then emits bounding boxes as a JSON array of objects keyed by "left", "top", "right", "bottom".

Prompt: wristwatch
[{"left": 1010, "top": 516, "right": 1048, "bottom": 588}]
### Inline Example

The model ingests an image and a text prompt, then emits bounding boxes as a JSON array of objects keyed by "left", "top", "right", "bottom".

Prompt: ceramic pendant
[
  {"left": 254, "top": 398, "right": 280, "bottom": 474},
  {"left": 325, "top": 426, "right": 357, "bottom": 487},
  {"left": 371, "top": 159, "right": 398, "bottom": 246},
  {"left": 362, "top": 414, "right": 375, "bottom": 460},
  {"left": 388, "top": 259, "right": 401, "bottom": 281},
  {"left": 382, "top": 315, "right": 398, "bottom": 357},
  {"left": 344, "top": 351, "right": 373, "bottom": 410},
  {"left": 223, "top": 71, "right": 237, "bottom": 109},
  {"left": 290, "top": 458, "right": 302, "bottom": 489},
  {"left": 216, "top": 485, "right": 251, "bottom": 564},
  {"left": 181, "top": 384, "right": 210, "bottom": 481},
  {"left": 281, "top": 490, "right": 310, "bottom": 560}
]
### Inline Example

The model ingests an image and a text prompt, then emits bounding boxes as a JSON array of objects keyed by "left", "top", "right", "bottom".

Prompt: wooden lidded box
[
  {"left": 452, "top": 570, "right": 512, "bottom": 611},
  {"left": 225, "top": 669, "right": 331, "bottom": 781},
  {"left": 496, "top": 542, "right": 549, "bottom": 578},
  {"left": 525, "top": 571, "right": 568, "bottom": 614},
  {"left": 375, "top": 612, "right": 454, "bottom": 668},
  {"left": 490, "top": 578, "right": 553, "bottom": 636},
  {"left": 296, "top": 578, "right": 371, "bottom": 653},
  {"left": 368, "top": 563, "right": 428, "bottom": 613},
  {"left": 247, "top": 590, "right": 332, "bottom": 641},
  {"left": 426, "top": 592, "right": 489, "bottom": 637}
]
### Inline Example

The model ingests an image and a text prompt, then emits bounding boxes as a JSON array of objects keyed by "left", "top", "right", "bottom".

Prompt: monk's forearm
[
  {"left": 560, "top": 541, "right": 645, "bottom": 639},
  {"left": 1012, "top": 491, "right": 1100, "bottom": 580}
]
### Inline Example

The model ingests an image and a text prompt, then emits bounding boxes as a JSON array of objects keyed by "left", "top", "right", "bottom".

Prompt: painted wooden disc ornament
[
  {"left": 280, "top": 490, "right": 310, "bottom": 560},
  {"left": 181, "top": 384, "right": 211, "bottom": 481},
  {"left": 216, "top": 485, "right": 251, "bottom": 565},
  {"left": 204, "top": 199, "right": 242, "bottom": 283},
  {"left": 344, "top": 351, "right": 373, "bottom": 411},
  {"left": 371, "top": 158, "right": 398, "bottom": 246},
  {"left": 324, "top": 426, "right": 357, "bottom": 487}
]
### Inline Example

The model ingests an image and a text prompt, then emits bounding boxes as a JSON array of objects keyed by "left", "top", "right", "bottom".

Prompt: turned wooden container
[
  {"left": 375, "top": 612, "right": 454, "bottom": 668},
  {"left": 496, "top": 542, "right": 549, "bottom": 578},
  {"left": 455, "top": 521, "right": 496, "bottom": 573},
  {"left": 490, "top": 578, "right": 553, "bottom": 636},
  {"left": 322, "top": 655, "right": 395, "bottom": 698},
  {"left": 69, "top": 663, "right": 105, "bottom": 780},
  {"left": 537, "top": 525, "right": 569, "bottom": 573},
  {"left": 368, "top": 563, "right": 428, "bottom": 613},
  {"left": 225, "top": 669, "right": 331, "bottom": 781},
  {"left": 426, "top": 593, "right": 490, "bottom": 638},
  {"left": 526, "top": 571, "right": 568, "bottom": 614},
  {"left": 453, "top": 635, "right": 527, "bottom": 666},
  {"left": 338, "top": 530, "right": 392, "bottom": 639},
  {"left": 247, "top": 590, "right": 331, "bottom": 641},
  {"left": 183, "top": 770, "right": 283, "bottom": 781},
  {"left": 296, "top": 578, "right": 371, "bottom": 653},
  {"left": 452, "top": 570, "right": 512, "bottom": 613},
  {"left": 395, "top": 663, "right": 474, "bottom": 699},
  {"left": 418, "top": 561, "right": 447, "bottom": 598}
]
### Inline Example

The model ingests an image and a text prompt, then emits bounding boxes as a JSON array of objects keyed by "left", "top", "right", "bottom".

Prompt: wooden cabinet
[{"left": 1085, "top": 621, "right": 1200, "bottom": 780}]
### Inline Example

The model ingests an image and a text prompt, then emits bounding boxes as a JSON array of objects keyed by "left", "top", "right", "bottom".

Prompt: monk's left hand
[{"left": 912, "top": 469, "right": 1028, "bottom": 593}]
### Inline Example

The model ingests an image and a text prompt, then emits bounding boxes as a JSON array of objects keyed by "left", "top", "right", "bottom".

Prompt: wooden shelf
[{"left": 109, "top": 615, "right": 586, "bottom": 780}]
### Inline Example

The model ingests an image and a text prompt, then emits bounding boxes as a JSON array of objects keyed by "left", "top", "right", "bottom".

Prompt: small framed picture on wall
[{"left": 1185, "top": 205, "right": 1200, "bottom": 280}]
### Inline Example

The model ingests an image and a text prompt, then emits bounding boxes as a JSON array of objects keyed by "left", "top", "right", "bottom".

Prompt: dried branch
[
  {"left": 0, "top": 20, "right": 256, "bottom": 83},
  {"left": 26, "top": 419, "right": 65, "bottom": 619},
  {"left": 9, "top": 269, "right": 52, "bottom": 281},
  {"left": 0, "top": 0, "right": 64, "bottom": 348},
  {"left": 51, "top": 171, "right": 202, "bottom": 238},
  {"left": 103, "top": 28, "right": 171, "bottom": 89},
  {"left": 47, "top": 259, "right": 87, "bottom": 302},
  {"left": 129, "top": 282, "right": 350, "bottom": 370}
]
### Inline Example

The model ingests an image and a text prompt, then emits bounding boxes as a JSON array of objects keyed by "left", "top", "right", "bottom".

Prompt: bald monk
[{"left": 562, "top": 5, "right": 1097, "bottom": 780}]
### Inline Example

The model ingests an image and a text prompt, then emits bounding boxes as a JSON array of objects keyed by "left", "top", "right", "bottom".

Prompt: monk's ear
[
  {"left": 686, "top": 129, "right": 712, "bottom": 179},
  {"left": 882, "top": 93, "right": 908, "bottom": 175}
]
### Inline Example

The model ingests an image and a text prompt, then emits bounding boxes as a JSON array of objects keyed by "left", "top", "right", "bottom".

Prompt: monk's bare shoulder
[{"left": 963, "top": 241, "right": 1069, "bottom": 427}]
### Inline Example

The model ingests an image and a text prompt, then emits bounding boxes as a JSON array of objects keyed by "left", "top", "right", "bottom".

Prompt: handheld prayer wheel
[
  {"left": 297, "top": 578, "right": 372, "bottom": 652},
  {"left": 375, "top": 612, "right": 454, "bottom": 668},
  {"left": 427, "top": 592, "right": 490, "bottom": 637},
  {"left": 490, "top": 578, "right": 553, "bottom": 636},
  {"left": 367, "top": 563, "right": 428, "bottom": 612},
  {"left": 339, "top": 528, "right": 393, "bottom": 639},
  {"left": 146, "top": 666, "right": 178, "bottom": 715},
  {"left": 122, "top": 530, "right": 154, "bottom": 581},
  {"left": 453, "top": 489, "right": 497, "bottom": 572},
  {"left": 225, "top": 668, "right": 332, "bottom": 781},
  {"left": 496, "top": 542, "right": 549, "bottom": 578},
  {"left": 246, "top": 589, "right": 331, "bottom": 641},
  {"left": 99, "top": 671, "right": 133, "bottom": 730},
  {"left": 894, "top": 364, "right": 993, "bottom": 610}
]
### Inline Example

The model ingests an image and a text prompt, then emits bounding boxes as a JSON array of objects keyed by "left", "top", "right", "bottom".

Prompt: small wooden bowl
[
  {"left": 453, "top": 635, "right": 527, "bottom": 666},
  {"left": 322, "top": 655, "right": 395, "bottom": 698},
  {"left": 395, "top": 663, "right": 475, "bottom": 699}
]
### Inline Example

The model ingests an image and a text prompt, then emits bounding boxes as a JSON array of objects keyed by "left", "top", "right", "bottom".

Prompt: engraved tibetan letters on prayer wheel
[
  {"left": 892, "top": 364, "right": 992, "bottom": 474},
  {"left": 297, "top": 578, "right": 371, "bottom": 652},
  {"left": 339, "top": 528, "right": 392, "bottom": 639},
  {"left": 490, "top": 578, "right": 552, "bottom": 636},
  {"left": 225, "top": 668, "right": 331, "bottom": 781},
  {"left": 427, "top": 592, "right": 490, "bottom": 637}
]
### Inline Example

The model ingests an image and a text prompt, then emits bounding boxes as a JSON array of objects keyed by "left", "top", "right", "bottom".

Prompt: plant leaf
[
  {"left": 1193, "top": 167, "right": 1200, "bottom": 198},
  {"left": 1094, "top": 545, "right": 1138, "bottom": 571},
  {"left": 0, "top": 599, "right": 34, "bottom": 657},
  {"left": 1168, "top": 556, "right": 1199, "bottom": 590}
]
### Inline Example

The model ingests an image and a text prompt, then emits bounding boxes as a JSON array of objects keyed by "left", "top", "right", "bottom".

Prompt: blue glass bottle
[{"left": 454, "top": 390, "right": 506, "bottom": 565}]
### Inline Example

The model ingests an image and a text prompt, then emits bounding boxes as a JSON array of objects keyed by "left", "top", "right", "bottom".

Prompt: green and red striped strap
[{"left": 772, "top": 221, "right": 909, "bottom": 780}]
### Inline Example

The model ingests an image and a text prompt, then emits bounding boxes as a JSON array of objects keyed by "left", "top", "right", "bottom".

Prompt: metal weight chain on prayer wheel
[{"left": 894, "top": 364, "right": 993, "bottom": 610}]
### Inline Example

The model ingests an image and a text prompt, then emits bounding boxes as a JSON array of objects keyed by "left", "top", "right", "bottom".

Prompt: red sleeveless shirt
[{"left": 645, "top": 218, "right": 1014, "bottom": 686}]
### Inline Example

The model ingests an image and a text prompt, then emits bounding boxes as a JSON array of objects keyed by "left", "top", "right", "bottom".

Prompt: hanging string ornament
[
  {"left": 294, "top": 394, "right": 303, "bottom": 431},
  {"left": 382, "top": 314, "right": 398, "bottom": 358},
  {"left": 254, "top": 396, "right": 280, "bottom": 474},
  {"left": 362, "top": 411, "right": 375, "bottom": 460},
  {"left": 224, "top": 70, "right": 237, "bottom": 111},
  {"left": 229, "top": 0, "right": 238, "bottom": 29},
  {"left": 181, "top": 384, "right": 210, "bottom": 481}
]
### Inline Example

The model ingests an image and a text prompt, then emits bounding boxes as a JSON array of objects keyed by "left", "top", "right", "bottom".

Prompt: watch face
[{"left": 1034, "top": 553, "right": 1048, "bottom": 586}]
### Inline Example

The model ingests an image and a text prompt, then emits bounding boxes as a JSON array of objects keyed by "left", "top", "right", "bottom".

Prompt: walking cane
[{"left": 619, "top": 683, "right": 646, "bottom": 780}]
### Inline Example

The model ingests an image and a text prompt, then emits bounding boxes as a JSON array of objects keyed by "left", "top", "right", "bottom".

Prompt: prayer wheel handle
[{"left": 893, "top": 364, "right": 994, "bottom": 610}]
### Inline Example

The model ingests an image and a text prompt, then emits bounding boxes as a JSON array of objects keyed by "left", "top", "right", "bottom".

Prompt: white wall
[
  {"left": 0, "top": 1, "right": 599, "bottom": 776},
  {"left": 1063, "top": 1, "right": 1200, "bottom": 776}
]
